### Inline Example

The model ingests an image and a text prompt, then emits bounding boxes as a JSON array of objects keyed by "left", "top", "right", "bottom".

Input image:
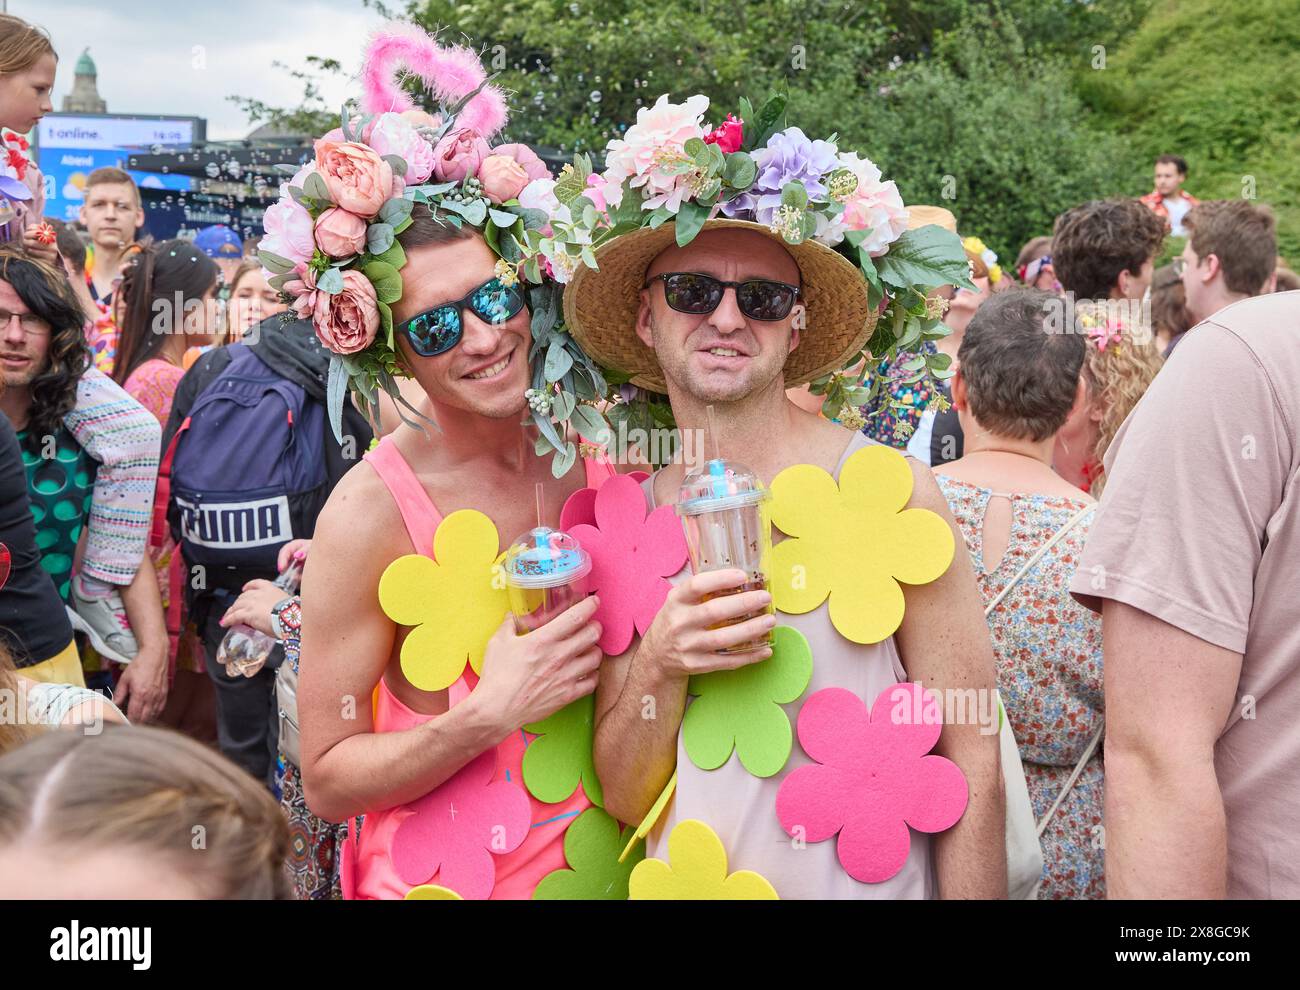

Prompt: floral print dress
[
  {"left": 859, "top": 342, "right": 938, "bottom": 448},
  {"left": 935, "top": 475, "right": 1105, "bottom": 899}
]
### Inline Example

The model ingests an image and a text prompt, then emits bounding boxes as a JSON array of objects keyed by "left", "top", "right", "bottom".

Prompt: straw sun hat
[{"left": 562, "top": 218, "right": 877, "bottom": 393}]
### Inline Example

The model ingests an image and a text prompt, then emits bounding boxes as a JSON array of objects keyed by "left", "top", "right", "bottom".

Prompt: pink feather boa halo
[{"left": 360, "top": 20, "right": 509, "bottom": 141}]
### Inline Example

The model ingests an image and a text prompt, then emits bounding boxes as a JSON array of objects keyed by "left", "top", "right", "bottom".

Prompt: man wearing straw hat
[{"left": 563, "top": 97, "right": 1007, "bottom": 898}]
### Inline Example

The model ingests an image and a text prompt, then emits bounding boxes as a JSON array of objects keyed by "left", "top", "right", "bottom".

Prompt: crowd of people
[{"left": 0, "top": 12, "right": 1296, "bottom": 902}]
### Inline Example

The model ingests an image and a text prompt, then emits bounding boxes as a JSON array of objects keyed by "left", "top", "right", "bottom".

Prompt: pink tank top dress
[
  {"left": 341, "top": 436, "right": 615, "bottom": 900},
  {"left": 643, "top": 434, "right": 935, "bottom": 898}
]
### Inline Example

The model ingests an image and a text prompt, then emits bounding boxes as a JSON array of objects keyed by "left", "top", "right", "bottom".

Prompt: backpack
[{"left": 163, "top": 343, "right": 330, "bottom": 602}]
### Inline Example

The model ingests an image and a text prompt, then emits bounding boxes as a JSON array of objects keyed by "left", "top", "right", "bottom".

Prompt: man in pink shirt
[{"left": 1071, "top": 289, "right": 1300, "bottom": 898}]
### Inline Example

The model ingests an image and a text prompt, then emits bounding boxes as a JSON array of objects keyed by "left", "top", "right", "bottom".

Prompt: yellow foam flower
[
  {"left": 378, "top": 509, "right": 510, "bottom": 692},
  {"left": 404, "top": 884, "right": 463, "bottom": 900},
  {"left": 629, "top": 819, "right": 778, "bottom": 900},
  {"left": 769, "top": 445, "right": 954, "bottom": 644}
]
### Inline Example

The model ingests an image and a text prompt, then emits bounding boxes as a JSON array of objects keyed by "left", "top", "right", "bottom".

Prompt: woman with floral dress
[{"left": 933, "top": 288, "right": 1104, "bottom": 899}]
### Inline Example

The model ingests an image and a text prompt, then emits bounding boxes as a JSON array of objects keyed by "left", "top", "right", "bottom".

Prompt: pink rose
[
  {"left": 312, "top": 270, "right": 380, "bottom": 355},
  {"left": 367, "top": 112, "right": 436, "bottom": 185},
  {"left": 285, "top": 266, "right": 318, "bottom": 320},
  {"left": 703, "top": 114, "right": 744, "bottom": 154},
  {"left": 490, "top": 143, "right": 551, "bottom": 182},
  {"left": 476, "top": 154, "right": 530, "bottom": 205},
  {"left": 260, "top": 197, "right": 315, "bottom": 268},
  {"left": 432, "top": 127, "right": 490, "bottom": 183},
  {"left": 314, "top": 207, "right": 367, "bottom": 258},
  {"left": 313, "top": 140, "right": 394, "bottom": 218},
  {"left": 584, "top": 174, "right": 611, "bottom": 214}
]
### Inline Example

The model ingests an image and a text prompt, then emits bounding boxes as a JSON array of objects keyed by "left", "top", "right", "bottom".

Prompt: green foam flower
[
  {"left": 532, "top": 807, "right": 644, "bottom": 900},
  {"left": 522, "top": 693, "right": 604, "bottom": 807},
  {"left": 682, "top": 625, "right": 814, "bottom": 778}
]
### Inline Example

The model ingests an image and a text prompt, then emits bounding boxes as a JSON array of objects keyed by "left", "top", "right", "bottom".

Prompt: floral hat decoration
[
  {"left": 521, "top": 94, "right": 975, "bottom": 437},
  {"left": 256, "top": 22, "right": 605, "bottom": 474}
]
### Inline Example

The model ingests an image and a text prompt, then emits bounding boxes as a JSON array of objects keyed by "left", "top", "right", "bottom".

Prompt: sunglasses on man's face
[
  {"left": 647, "top": 272, "right": 800, "bottom": 322},
  {"left": 399, "top": 277, "right": 527, "bottom": 357}
]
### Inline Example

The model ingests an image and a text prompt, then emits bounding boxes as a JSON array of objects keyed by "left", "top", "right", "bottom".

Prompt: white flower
[
  {"left": 518, "top": 177, "right": 559, "bottom": 216},
  {"left": 816, "top": 151, "right": 908, "bottom": 257},
  {"left": 600, "top": 93, "right": 710, "bottom": 213}
]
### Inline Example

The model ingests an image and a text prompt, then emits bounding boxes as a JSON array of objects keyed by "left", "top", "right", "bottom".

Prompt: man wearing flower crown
[
  {"left": 557, "top": 95, "right": 1007, "bottom": 897},
  {"left": 283, "top": 26, "right": 616, "bottom": 899}
]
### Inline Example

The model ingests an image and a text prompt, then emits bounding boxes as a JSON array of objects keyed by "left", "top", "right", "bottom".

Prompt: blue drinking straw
[{"left": 708, "top": 458, "right": 728, "bottom": 500}]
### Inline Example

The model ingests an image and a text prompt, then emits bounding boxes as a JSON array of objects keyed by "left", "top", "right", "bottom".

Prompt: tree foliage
[{"left": 234, "top": 0, "right": 1295, "bottom": 265}]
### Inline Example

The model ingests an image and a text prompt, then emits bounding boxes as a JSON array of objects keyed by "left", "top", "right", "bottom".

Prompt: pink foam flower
[
  {"left": 389, "top": 749, "right": 531, "bottom": 900},
  {"left": 775, "top": 683, "right": 968, "bottom": 884},
  {"left": 565, "top": 473, "right": 687, "bottom": 655}
]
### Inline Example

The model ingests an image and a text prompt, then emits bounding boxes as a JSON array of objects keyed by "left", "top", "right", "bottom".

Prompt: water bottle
[{"left": 217, "top": 558, "right": 303, "bottom": 679}]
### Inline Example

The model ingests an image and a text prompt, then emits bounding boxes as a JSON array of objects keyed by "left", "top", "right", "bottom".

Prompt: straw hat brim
[{"left": 563, "top": 218, "right": 877, "bottom": 393}]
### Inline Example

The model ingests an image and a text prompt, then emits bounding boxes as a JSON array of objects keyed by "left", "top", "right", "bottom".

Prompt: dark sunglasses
[
  {"left": 647, "top": 272, "right": 800, "bottom": 321},
  {"left": 399, "top": 277, "right": 526, "bottom": 357}
]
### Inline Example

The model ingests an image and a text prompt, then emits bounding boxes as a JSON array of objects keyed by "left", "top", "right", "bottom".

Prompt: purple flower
[{"left": 722, "top": 127, "right": 839, "bottom": 225}]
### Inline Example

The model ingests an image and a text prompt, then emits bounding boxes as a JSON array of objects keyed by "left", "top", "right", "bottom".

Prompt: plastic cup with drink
[
  {"left": 676, "top": 456, "right": 774, "bottom": 654},
  {"left": 502, "top": 525, "right": 593, "bottom": 635}
]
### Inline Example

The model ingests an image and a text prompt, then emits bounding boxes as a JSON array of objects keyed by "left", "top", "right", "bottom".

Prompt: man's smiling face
[
  {"left": 636, "top": 228, "right": 805, "bottom": 403},
  {"left": 391, "top": 234, "right": 532, "bottom": 420}
]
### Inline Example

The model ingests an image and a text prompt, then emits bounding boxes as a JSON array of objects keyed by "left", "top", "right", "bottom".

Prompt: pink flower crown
[{"left": 255, "top": 21, "right": 616, "bottom": 477}]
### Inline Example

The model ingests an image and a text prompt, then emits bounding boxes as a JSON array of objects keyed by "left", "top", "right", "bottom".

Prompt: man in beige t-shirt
[{"left": 1071, "top": 290, "right": 1300, "bottom": 898}]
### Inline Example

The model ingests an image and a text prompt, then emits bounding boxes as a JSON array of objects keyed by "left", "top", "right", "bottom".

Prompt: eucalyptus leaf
[
  {"left": 551, "top": 390, "right": 575, "bottom": 422},
  {"left": 325, "top": 356, "right": 348, "bottom": 444},
  {"left": 257, "top": 250, "right": 295, "bottom": 275},
  {"left": 724, "top": 151, "right": 757, "bottom": 189},
  {"left": 382, "top": 154, "right": 407, "bottom": 178},
  {"left": 316, "top": 267, "right": 344, "bottom": 295},
  {"left": 380, "top": 197, "right": 413, "bottom": 225},
  {"left": 544, "top": 339, "right": 574, "bottom": 381},
  {"left": 569, "top": 403, "right": 611, "bottom": 444},
  {"left": 367, "top": 222, "right": 395, "bottom": 256},
  {"left": 488, "top": 208, "right": 518, "bottom": 229},
  {"left": 303, "top": 172, "right": 331, "bottom": 203},
  {"left": 275, "top": 162, "right": 301, "bottom": 176},
  {"left": 781, "top": 181, "right": 808, "bottom": 209},
  {"left": 459, "top": 198, "right": 487, "bottom": 226},
  {"left": 533, "top": 408, "right": 566, "bottom": 452},
  {"left": 552, "top": 441, "right": 577, "bottom": 479}
]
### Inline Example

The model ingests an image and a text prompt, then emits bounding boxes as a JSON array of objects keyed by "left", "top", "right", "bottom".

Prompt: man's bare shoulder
[
  {"left": 905, "top": 451, "right": 956, "bottom": 516},
  {"left": 312, "top": 459, "right": 409, "bottom": 561},
  {"left": 804, "top": 415, "right": 859, "bottom": 471}
]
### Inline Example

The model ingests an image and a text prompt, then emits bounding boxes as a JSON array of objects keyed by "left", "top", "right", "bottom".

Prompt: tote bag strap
[{"left": 979, "top": 502, "right": 1101, "bottom": 839}]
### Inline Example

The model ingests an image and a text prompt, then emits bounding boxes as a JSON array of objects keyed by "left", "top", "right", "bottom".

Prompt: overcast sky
[{"left": 19, "top": 0, "right": 391, "bottom": 140}]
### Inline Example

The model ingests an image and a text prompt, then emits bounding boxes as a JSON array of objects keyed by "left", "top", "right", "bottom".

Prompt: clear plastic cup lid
[
  {"left": 503, "top": 527, "right": 592, "bottom": 589},
  {"left": 677, "top": 458, "right": 771, "bottom": 516}
]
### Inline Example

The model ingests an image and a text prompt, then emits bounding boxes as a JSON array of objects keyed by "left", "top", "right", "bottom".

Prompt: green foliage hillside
[{"left": 1078, "top": 0, "right": 1300, "bottom": 262}]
